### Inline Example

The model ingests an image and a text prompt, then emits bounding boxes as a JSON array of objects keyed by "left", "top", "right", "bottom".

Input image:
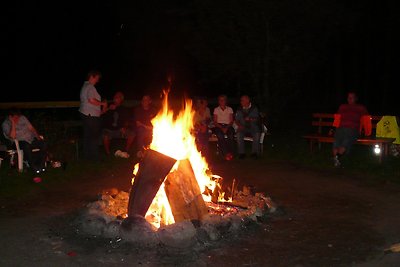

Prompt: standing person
[
  {"left": 235, "top": 95, "right": 261, "bottom": 159},
  {"left": 79, "top": 70, "right": 107, "bottom": 161},
  {"left": 213, "top": 95, "right": 235, "bottom": 160},
  {"left": 193, "top": 97, "right": 211, "bottom": 157},
  {"left": 332, "top": 92, "right": 368, "bottom": 167},
  {"left": 134, "top": 95, "right": 157, "bottom": 157},
  {"left": 102, "top": 92, "right": 135, "bottom": 156},
  {"left": 2, "top": 108, "right": 47, "bottom": 173}
]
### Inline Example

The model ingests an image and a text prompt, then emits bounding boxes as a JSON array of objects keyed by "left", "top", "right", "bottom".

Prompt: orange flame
[{"left": 132, "top": 91, "right": 229, "bottom": 228}]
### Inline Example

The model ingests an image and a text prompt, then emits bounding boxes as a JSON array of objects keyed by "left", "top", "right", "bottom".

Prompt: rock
[
  {"left": 85, "top": 207, "right": 115, "bottom": 223},
  {"left": 103, "top": 220, "right": 121, "bottom": 238},
  {"left": 119, "top": 215, "right": 158, "bottom": 246},
  {"left": 86, "top": 200, "right": 106, "bottom": 210},
  {"left": 228, "top": 215, "right": 242, "bottom": 232},
  {"left": 158, "top": 221, "right": 197, "bottom": 248},
  {"left": 200, "top": 214, "right": 223, "bottom": 241},
  {"left": 80, "top": 215, "right": 107, "bottom": 236},
  {"left": 196, "top": 227, "right": 210, "bottom": 243},
  {"left": 201, "top": 224, "right": 220, "bottom": 241}
]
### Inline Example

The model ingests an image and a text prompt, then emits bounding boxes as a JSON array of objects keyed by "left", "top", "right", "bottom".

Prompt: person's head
[
  {"left": 347, "top": 92, "right": 358, "bottom": 105},
  {"left": 113, "top": 91, "right": 124, "bottom": 106},
  {"left": 197, "top": 98, "right": 208, "bottom": 111},
  {"left": 7, "top": 107, "right": 22, "bottom": 121},
  {"left": 87, "top": 70, "right": 102, "bottom": 85},
  {"left": 240, "top": 95, "right": 251, "bottom": 108},
  {"left": 217, "top": 95, "right": 227, "bottom": 108},
  {"left": 141, "top": 95, "right": 152, "bottom": 109}
]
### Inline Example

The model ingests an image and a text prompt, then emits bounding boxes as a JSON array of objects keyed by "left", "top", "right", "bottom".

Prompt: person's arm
[
  {"left": 213, "top": 113, "right": 222, "bottom": 129},
  {"left": 3, "top": 119, "right": 14, "bottom": 139},
  {"left": 24, "top": 117, "right": 41, "bottom": 139},
  {"left": 87, "top": 87, "right": 107, "bottom": 109},
  {"left": 28, "top": 124, "right": 42, "bottom": 139},
  {"left": 228, "top": 112, "right": 234, "bottom": 126},
  {"left": 235, "top": 111, "right": 243, "bottom": 130},
  {"left": 248, "top": 107, "right": 260, "bottom": 122}
]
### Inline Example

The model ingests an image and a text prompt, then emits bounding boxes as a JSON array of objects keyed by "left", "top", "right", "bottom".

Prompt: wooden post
[
  {"left": 127, "top": 149, "right": 177, "bottom": 217},
  {"left": 164, "top": 159, "right": 208, "bottom": 222}
]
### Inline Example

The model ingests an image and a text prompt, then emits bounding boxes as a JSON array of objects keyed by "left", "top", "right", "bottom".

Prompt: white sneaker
[{"left": 333, "top": 155, "right": 341, "bottom": 167}]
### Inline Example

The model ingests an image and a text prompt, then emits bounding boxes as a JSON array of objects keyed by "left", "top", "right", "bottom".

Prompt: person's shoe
[
  {"left": 238, "top": 154, "right": 246, "bottom": 159},
  {"left": 333, "top": 155, "right": 341, "bottom": 168},
  {"left": 251, "top": 153, "right": 258, "bottom": 159},
  {"left": 225, "top": 153, "right": 233, "bottom": 161}
]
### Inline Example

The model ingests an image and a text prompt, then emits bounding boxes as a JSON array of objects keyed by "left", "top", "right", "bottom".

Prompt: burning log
[
  {"left": 164, "top": 159, "right": 208, "bottom": 222},
  {"left": 128, "top": 150, "right": 177, "bottom": 217}
]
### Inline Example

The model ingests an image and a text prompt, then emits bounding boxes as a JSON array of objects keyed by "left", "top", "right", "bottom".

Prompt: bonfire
[{"left": 78, "top": 90, "right": 276, "bottom": 247}]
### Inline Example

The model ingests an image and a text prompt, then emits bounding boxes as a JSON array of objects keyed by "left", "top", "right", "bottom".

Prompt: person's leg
[
  {"left": 87, "top": 117, "right": 101, "bottom": 161},
  {"left": 250, "top": 126, "right": 261, "bottom": 155},
  {"left": 136, "top": 127, "right": 147, "bottom": 152},
  {"left": 236, "top": 130, "right": 245, "bottom": 157},
  {"left": 342, "top": 128, "right": 358, "bottom": 155},
  {"left": 125, "top": 131, "right": 135, "bottom": 153},
  {"left": 214, "top": 127, "right": 227, "bottom": 156},
  {"left": 143, "top": 129, "right": 153, "bottom": 148},
  {"left": 103, "top": 130, "right": 111, "bottom": 155},
  {"left": 81, "top": 114, "right": 90, "bottom": 160},
  {"left": 18, "top": 141, "right": 36, "bottom": 170},
  {"left": 226, "top": 126, "right": 235, "bottom": 155},
  {"left": 197, "top": 131, "right": 209, "bottom": 157},
  {"left": 31, "top": 139, "right": 47, "bottom": 170}
]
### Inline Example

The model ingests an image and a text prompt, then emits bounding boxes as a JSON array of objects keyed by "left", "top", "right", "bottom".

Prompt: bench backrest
[{"left": 311, "top": 113, "right": 383, "bottom": 135}]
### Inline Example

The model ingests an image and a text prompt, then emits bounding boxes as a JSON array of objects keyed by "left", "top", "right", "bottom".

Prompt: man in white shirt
[
  {"left": 79, "top": 70, "right": 107, "bottom": 161},
  {"left": 213, "top": 95, "right": 235, "bottom": 160}
]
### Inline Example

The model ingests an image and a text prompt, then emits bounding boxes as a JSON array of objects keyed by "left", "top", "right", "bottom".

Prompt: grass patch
[{"left": 0, "top": 156, "right": 133, "bottom": 200}]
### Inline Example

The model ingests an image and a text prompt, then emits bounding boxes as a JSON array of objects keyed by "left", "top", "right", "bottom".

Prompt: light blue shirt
[
  {"left": 2, "top": 116, "right": 36, "bottom": 144},
  {"left": 79, "top": 81, "right": 101, "bottom": 117}
]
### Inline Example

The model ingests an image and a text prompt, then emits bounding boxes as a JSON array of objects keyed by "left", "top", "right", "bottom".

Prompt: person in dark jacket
[
  {"left": 102, "top": 92, "right": 135, "bottom": 155},
  {"left": 235, "top": 95, "right": 261, "bottom": 159}
]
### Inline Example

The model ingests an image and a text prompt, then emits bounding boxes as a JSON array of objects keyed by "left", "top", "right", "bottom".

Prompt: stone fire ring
[{"left": 73, "top": 189, "right": 277, "bottom": 248}]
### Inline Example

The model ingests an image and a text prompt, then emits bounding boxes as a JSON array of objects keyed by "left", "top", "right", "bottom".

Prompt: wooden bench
[{"left": 303, "top": 113, "right": 395, "bottom": 163}]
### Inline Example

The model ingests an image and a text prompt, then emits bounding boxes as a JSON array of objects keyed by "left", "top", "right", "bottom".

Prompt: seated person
[
  {"left": 213, "top": 95, "right": 235, "bottom": 160},
  {"left": 134, "top": 95, "right": 157, "bottom": 157},
  {"left": 193, "top": 97, "right": 211, "bottom": 157},
  {"left": 332, "top": 91, "right": 368, "bottom": 167},
  {"left": 102, "top": 92, "right": 135, "bottom": 155},
  {"left": 2, "top": 108, "right": 47, "bottom": 173},
  {"left": 235, "top": 95, "right": 261, "bottom": 159}
]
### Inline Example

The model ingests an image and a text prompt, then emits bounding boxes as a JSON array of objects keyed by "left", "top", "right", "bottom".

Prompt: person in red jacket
[{"left": 333, "top": 92, "right": 368, "bottom": 167}]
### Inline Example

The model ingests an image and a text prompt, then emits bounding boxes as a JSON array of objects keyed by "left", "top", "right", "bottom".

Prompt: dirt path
[{"left": 1, "top": 160, "right": 399, "bottom": 266}]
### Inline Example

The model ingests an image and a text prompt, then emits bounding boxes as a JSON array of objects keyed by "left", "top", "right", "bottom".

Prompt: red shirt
[{"left": 337, "top": 104, "right": 368, "bottom": 129}]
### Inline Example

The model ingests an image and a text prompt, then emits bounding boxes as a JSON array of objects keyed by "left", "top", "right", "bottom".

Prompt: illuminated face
[
  {"left": 90, "top": 75, "right": 101, "bottom": 85},
  {"left": 218, "top": 97, "right": 226, "bottom": 107},
  {"left": 347, "top": 93, "right": 357, "bottom": 104},
  {"left": 142, "top": 96, "right": 152, "bottom": 108},
  {"left": 113, "top": 93, "right": 124, "bottom": 105},
  {"left": 10, "top": 114, "right": 20, "bottom": 122},
  {"left": 240, "top": 96, "right": 250, "bottom": 108}
]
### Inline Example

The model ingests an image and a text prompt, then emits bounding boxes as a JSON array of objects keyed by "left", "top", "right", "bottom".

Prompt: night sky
[{"left": 8, "top": 0, "right": 399, "bottom": 115}]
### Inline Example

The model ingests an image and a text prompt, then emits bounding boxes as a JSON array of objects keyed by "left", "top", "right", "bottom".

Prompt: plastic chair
[
  {"left": 243, "top": 124, "right": 268, "bottom": 154},
  {"left": 2, "top": 133, "right": 41, "bottom": 172}
]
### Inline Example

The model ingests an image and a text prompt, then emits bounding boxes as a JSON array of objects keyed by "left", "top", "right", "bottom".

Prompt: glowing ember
[{"left": 131, "top": 91, "right": 230, "bottom": 229}]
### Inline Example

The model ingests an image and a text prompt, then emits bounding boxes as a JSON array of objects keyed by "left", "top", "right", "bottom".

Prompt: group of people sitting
[
  {"left": 193, "top": 94, "right": 264, "bottom": 160},
  {"left": 0, "top": 70, "right": 265, "bottom": 173}
]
